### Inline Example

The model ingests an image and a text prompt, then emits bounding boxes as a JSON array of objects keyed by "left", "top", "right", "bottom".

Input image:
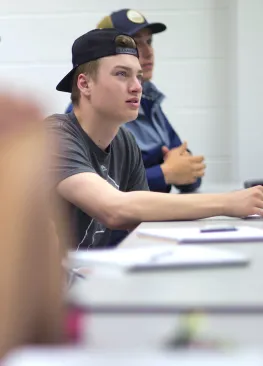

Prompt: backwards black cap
[{"left": 56, "top": 28, "right": 139, "bottom": 93}]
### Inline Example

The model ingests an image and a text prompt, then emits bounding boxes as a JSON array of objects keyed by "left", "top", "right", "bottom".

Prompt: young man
[
  {"left": 48, "top": 28, "right": 263, "bottom": 250},
  {"left": 66, "top": 9, "right": 205, "bottom": 194}
]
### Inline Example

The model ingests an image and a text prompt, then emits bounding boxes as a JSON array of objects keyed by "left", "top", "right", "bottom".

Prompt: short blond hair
[{"left": 71, "top": 60, "right": 100, "bottom": 106}]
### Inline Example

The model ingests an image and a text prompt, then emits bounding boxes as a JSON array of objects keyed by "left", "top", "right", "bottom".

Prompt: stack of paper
[
  {"left": 68, "top": 245, "right": 249, "bottom": 272},
  {"left": 137, "top": 225, "right": 263, "bottom": 244}
]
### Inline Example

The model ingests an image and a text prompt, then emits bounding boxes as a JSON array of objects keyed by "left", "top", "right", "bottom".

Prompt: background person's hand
[{"left": 161, "top": 142, "right": 206, "bottom": 185}]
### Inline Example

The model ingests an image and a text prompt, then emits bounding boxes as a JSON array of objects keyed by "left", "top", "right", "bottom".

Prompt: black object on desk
[{"left": 244, "top": 179, "right": 263, "bottom": 188}]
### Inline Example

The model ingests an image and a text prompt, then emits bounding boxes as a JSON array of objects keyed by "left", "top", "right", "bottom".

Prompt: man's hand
[
  {"left": 223, "top": 186, "right": 263, "bottom": 218},
  {"left": 162, "top": 142, "right": 190, "bottom": 161},
  {"left": 161, "top": 145, "right": 170, "bottom": 161},
  {"left": 161, "top": 142, "right": 206, "bottom": 185}
]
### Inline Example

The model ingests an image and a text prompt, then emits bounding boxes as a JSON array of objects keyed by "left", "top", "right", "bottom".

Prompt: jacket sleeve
[
  {"left": 141, "top": 146, "right": 171, "bottom": 193},
  {"left": 65, "top": 103, "right": 73, "bottom": 113},
  {"left": 146, "top": 164, "right": 171, "bottom": 193}
]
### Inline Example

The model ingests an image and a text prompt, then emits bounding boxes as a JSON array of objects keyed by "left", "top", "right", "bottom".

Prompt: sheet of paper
[
  {"left": 137, "top": 225, "right": 263, "bottom": 244},
  {"left": 68, "top": 245, "right": 248, "bottom": 272}
]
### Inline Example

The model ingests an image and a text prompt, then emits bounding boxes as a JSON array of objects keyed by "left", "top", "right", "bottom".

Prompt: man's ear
[{"left": 77, "top": 74, "right": 93, "bottom": 97}]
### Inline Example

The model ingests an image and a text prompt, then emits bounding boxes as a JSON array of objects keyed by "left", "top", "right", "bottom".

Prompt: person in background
[
  {"left": 0, "top": 93, "right": 67, "bottom": 359},
  {"left": 50, "top": 28, "right": 263, "bottom": 251},
  {"left": 66, "top": 9, "right": 205, "bottom": 194}
]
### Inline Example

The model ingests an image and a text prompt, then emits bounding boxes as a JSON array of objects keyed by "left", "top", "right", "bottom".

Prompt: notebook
[
  {"left": 137, "top": 225, "right": 263, "bottom": 244},
  {"left": 68, "top": 245, "right": 249, "bottom": 272}
]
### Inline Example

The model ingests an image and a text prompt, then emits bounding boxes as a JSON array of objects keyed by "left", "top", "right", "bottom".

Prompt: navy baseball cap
[
  {"left": 97, "top": 9, "right": 166, "bottom": 36},
  {"left": 56, "top": 28, "right": 139, "bottom": 93}
]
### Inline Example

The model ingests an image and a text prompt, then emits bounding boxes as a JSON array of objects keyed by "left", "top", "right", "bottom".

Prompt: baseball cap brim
[
  {"left": 56, "top": 67, "right": 77, "bottom": 93},
  {"left": 129, "top": 22, "right": 166, "bottom": 36}
]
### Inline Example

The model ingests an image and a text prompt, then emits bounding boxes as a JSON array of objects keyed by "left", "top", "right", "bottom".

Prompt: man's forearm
[
  {"left": 114, "top": 190, "right": 226, "bottom": 229},
  {"left": 57, "top": 173, "right": 263, "bottom": 231}
]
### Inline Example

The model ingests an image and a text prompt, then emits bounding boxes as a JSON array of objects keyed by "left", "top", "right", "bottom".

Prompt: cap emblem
[{"left": 126, "top": 10, "right": 145, "bottom": 24}]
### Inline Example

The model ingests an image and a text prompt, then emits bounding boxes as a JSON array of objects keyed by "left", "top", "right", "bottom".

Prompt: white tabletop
[{"left": 69, "top": 216, "right": 263, "bottom": 314}]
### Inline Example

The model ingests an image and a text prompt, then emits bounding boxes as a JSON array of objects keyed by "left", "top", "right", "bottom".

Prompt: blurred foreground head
[{"left": 0, "top": 93, "right": 68, "bottom": 358}]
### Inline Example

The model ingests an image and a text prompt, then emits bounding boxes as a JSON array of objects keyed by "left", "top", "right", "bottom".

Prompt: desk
[
  {"left": 3, "top": 347, "right": 263, "bottom": 366},
  {"left": 68, "top": 216, "right": 263, "bottom": 348},
  {"left": 71, "top": 217, "right": 263, "bottom": 313}
]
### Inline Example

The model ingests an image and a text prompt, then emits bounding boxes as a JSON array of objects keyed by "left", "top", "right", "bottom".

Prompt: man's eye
[
  {"left": 147, "top": 38, "right": 152, "bottom": 45},
  {"left": 116, "top": 71, "right": 127, "bottom": 77}
]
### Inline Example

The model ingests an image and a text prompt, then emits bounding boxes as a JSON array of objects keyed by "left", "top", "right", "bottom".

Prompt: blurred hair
[{"left": 0, "top": 95, "right": 68, "bottom": 358}]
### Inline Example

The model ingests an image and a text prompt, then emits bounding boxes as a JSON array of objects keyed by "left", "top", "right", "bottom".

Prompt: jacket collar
[{"left": 139, "top": 81, "right": 165, "bottom": 115}]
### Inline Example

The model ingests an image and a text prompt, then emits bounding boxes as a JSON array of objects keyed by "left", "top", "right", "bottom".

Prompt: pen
[{"left": 200, "top": 226, "right": 238, "bottom": 233}]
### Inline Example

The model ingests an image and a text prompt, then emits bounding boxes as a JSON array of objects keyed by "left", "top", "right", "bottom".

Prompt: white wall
[
  {"left": 0, "top": 0, "right": 243, "bottom": 185},
  {"left": 235, "top": 0, "right": 263, "bottom": 183},
  {"left": 151, "top": 0, "right": 231, "bottom": 184}
]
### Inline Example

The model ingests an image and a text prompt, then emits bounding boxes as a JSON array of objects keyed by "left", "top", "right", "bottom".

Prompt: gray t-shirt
[{"left": 47, "top": 111, "right": 149, "bottom": 249}]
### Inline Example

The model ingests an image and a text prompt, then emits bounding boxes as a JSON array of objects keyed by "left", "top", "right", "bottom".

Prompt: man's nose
[{"left": 130, "top": 77, "right": 143, "bottom": 93}]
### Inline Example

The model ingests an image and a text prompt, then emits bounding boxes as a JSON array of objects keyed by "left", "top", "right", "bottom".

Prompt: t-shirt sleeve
[
  {"left": 126, "top": 132, "right": 150, "bottom": 192},
  {"left": 47, "top": 117, "right": 95, "bottom": 187}
]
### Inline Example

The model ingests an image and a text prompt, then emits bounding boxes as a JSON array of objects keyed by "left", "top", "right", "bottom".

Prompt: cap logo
[{"left": 126, "top": 10, "right": 145, "bottom": 24}]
